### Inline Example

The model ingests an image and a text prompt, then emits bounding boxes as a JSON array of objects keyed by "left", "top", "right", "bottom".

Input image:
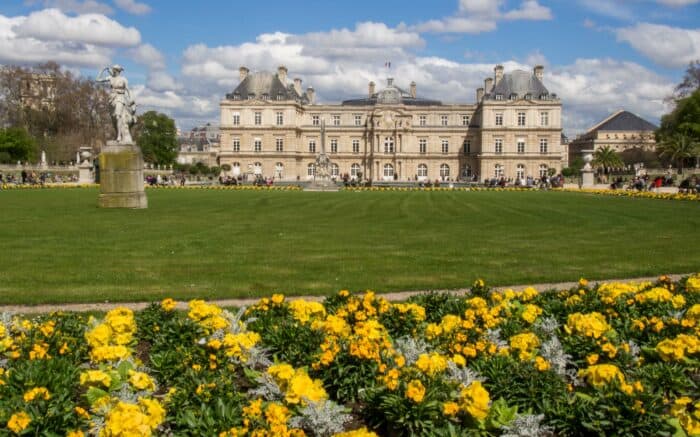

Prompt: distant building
[
  {"left": 177, "top": 123, "right": 220, "bottom": 166},
  {"left": 20, "top": 73, "right": 56, "bottom": 111},
  {"left": 217, "top": 64, "right": 563, "bottom": 182},
  {"left": 568, "top": 110, "right": 657, "bottom": 165}
]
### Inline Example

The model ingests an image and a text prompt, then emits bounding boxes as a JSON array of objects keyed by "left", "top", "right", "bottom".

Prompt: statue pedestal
[
  {"left": 580, "top": 169, "right": 594, "bottom": 189},
  {"left": 305, "top": 178, "right": 339, "bottom": 192},
  {"left": 98, "top": 141, "right": 147, "bottom": 208},
  {"left": 78, "top": 161, "right": 93, "bottom": 184}
]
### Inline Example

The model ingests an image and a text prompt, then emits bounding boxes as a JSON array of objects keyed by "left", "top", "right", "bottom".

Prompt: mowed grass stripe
[{"left": 0, "top": 188, "right": 698, "bottom": 304}]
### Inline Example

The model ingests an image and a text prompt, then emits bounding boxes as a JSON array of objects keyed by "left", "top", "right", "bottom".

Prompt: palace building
[{"left": 218, "top": 64, "right": 563, "bottom": 182}]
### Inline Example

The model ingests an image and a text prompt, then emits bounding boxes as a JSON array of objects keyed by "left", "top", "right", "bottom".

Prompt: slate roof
[
  {"left": 593, "top": 110, "right": 657, "bottom": 132},
  {"left": 342, "top": 80, "right": 442, "bottom": 106},
  {"left": 226, "top": 71, "right": 308, "bottom": 103},
  {"left": 485, "top": 70, "right": 551, "bottom": 100}
]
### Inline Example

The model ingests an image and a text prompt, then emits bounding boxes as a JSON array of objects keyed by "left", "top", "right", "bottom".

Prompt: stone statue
[
  {"left": 96, "top": 65, "right": 136, "bottom": 144},
  {"left": 315, "top": 119, "right": 332, "bottom": 180}
]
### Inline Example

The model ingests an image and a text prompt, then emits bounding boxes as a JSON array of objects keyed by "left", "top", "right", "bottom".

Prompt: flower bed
[{"left": 1, "top": 275, "right": 699, "bottom": 436}]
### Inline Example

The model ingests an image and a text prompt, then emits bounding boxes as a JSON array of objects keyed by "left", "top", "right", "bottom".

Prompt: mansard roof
[
  {"left": 226, "top": 71, "right": 308, "bottom": 103},
  {"left": 591, "top": 110, "right": 657, "bottom": 132},
  {"left": 342, "top": 79, "right": 442, "bottom": 106},
  {"left": 486, "top": 70, "right": 551, "bottom": 100}
]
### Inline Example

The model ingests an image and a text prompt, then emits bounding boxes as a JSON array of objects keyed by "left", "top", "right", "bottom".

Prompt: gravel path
[{"left": 0, "top": 273, "right": 690, "bottom": 315}]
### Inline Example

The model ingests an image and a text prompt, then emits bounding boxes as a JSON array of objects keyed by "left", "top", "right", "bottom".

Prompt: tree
[
  {"left": 669, "top": 60, "right": 700, "bottom": 101},
  {"left": 134, "top": 111, "right": 178, "bottom": 165},
  {"left": 0, "top": 127, "right": 36, "bottom": 163},
  {"left": 592, "top": 146, "right": 623, "bottom": 173},
  {"left": 657, "top": 133, "right": 698, "bottom": 174}
]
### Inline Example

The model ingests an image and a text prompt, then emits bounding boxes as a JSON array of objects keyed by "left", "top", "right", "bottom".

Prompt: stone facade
[{"left": 218, "top": 65, "right": 563, "bottom": 182}]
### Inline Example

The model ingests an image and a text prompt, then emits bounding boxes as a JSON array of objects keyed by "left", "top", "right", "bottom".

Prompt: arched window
[
  {"left": 494, "top": 164, "right": 504, "bottom": 178},
  {"left": 307, "top": 163, "right": 315, "bottom": 177},
  {"left": 461, "top": 164, "right": 472, "bottom": 178},
  {"left": 331, "top": 163, "right": 339, "bottom": 177},
  {"left": 253, "top": 162, "right": 262, "bottom": 175},
  {"left": 417, "top": 163, "right": 428, "bottom": 179},
  {"left": 440, "top": 164, "right": 450, "bottom": 180},
  {"left": 383, "top": 163, "right": 394, "bottom": 180},
  {"left": 384, "top": 137, "right": 394, "bottom": 154},
  {"left": 232, "top": 162, "right": 241, "bottom": 176},
  {"left": 275, "top": 162, "right": 284, "bottom": 178},
  {"left": 351, "top": 163, "right": 361, "bottom": 177},
  {"left": 516, "top": 164, "right": 525, "bottom": 179},
  {"left": 539, "top": 164, "right": 548, "bottom": 177}
]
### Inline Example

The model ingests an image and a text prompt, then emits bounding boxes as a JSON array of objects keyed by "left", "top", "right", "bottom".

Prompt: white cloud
[
  {"left": 415, "top": 0, "right": 552, "bottom": 34},
  {"left": 616, "top": 23, "right": 700, "bottom": 68},
  {"left": 0, "top": 13, "right": 113, "bottom": 67},
  {"left": 113, "top": 0, "right": 151, "bottom": 15},
  {"left": 13, "top": 8, "right": 140, "bottom": 47},
  {"left": 128, "top": 43, "right": 165, "bottom": 69},
  {"left": 24, "top": 0, "right": 114, "bottom": 15},
  {"left": 656, "top": 0, "right": 699, "bottom": 6},
  {"left": 577, "top": 0, "right": 634, "bottom": 20},
  {"left": 147, "top": 71, "right": 181, "bottom": 92}
]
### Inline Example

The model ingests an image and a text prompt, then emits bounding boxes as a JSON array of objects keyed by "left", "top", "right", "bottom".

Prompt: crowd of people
[{"left": 0, "top": 170, "right": 79, "bottom": 185}]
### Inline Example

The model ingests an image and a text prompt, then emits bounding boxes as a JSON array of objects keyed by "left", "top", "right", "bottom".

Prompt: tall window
[
  {"left": 276, "top": 112, "right": 283, "bottom": 125},
  {"left": 254, "top": 111, "right": 262, "bottom": 125},
  {"left": 463, "top": 139, "right": 470, "bottom": 155},
  {"left": 417, "top": 164, "right": 428, "bottom": 178},
  {"left": 383, "top": 164, "right": 394, "bottom": 179},
  {"left": 312, "top": 115, "right": 320, "bottom": 126},
  {"left": 495, "top": 138, "right": 503, "bottom": 154},
  {"left": 233, "top": 138, "right": 240, "bottom": 152},
  {"left": 330, "top": 139, "right": 338, "bottom": 153},
  {"left": 309, "top": 139, "right": 316, "bottom": 153},
  {"left": 352, "top": 139, "right": 360, "bottom": 154},
  {"left": 331, "top": 163, "right": 339, "bottom": 177},
  {"left": 275, "top": 138, "right": 284, "bottom": 152},
  {"left": 307, "top": 163, "right": 315, "bottom": 177},
  {"left": 419, "top": 115, "right": 427, "bottom": 126},
  {"left": 419, "top": 139, "right": 427, "bottom": 154},
  {"left": 441, "top": 115, "right": 448, "bottom": 126},
  {"left": 384, "top": 137, "right": 394, "bottom": 154},
  {"left": 517, "top": 139, "right": 525, "bottom": 154},
  {"left": 351, "top": 163, "right": 361, "bottom": 177},
  {"left": 441, "top": 139, "right": 449, "bottom": 154},
  {"left": 517, "top": 112, "right": 526, "bottom": 126},
  {"left": 540, "top": 111, "right": 549, "bottom": 127},
  {"left": 539, "top": 138, "right": 548, "bottom": 154},
  {"left": 539, "top": 164, "right": 548, "bottom": 177},
  {"left": 232, "top": 112, "right": 240, "bottom": 125},
  {"left": 232, "top": 162, "right": 240, "bottom": 174},
  {"left": 254, "top": 139, "right": 262, "bottom": 152},
  {"left": 494, "top": 164, "right": 504, "bottom": 178},
  {"left": 253, "top": 162, "right": 262, "bottom": 175},
  {"left": 275, "top": 162, "right": 284, "bottom": 177},
  {"left": 440, "top": 164, "right": 450, "bottom": 180},
  {"left": 354, "top": 114, "right": 362, "bottom": 126},
  {"left": 462, "top": 115, "right": 470, "bottom": 126},
  {"left": 516, "top": 164, "right": 525, "bottom": 179},
  {"left": 332, "top": 114, "right": 340, "bottom": 126},
  {"left": 462, "top": 164, "right": 472, "bottom": 178},
  {"left": 495, "top": 113, "right": 503, "bottom": 126}
]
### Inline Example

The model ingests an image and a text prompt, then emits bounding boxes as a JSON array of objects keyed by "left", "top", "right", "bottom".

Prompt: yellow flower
[
  {"left": 332, "top": 428, "right": 379, "bottom": 437},
  {"left": 460, "top": 381, "right": 490, "bottom": 421},
  {"left": 565, "top": 312, "right": 611, "bottom": 339},
  {"left": 581, "top": 364, "right": 625, "bottom": 387},
  {"left": 271, "top": 294, "right": 285, "bottom": 305},
  {"left": 534, "top": 356, "right": 550, "bottom": 371},
  {"left": 415, "top": 353, "right": 448, "bottom": 376},
  {"left": 586, "top": 354, "right": 599, "bottom": 365},
  {"left": 405, "top": 379, "right": 426, "bottom": 403},
  {"left": 80, "top": 370, "right": 112, "bottom": 388},
  {"left": 601, "top": 343, "right": 618, "bottom": 359},
  {"left": 7, "top": 411, "right": 31, "bottom": 434},
  {"left": 443, "top": 401, "right": 460, "bottom": 416},
  {"left": 161, "top": 298, "right": 177, "bottom": 312},
  {"left": 23, "top": 387, "right": 51, "bottom": 402},
  {"left": 509, "top": 332, "right": 540, "bottom": 360},
  {"left": 521, "top": 304, "right": 542, "bottom": 324},
  {"left": 74, "top": 406, "right": 90, "bottom": 419},
  {"left": 67, "top": 430, "right": 84, "bottom": 437},
  {"left": 128, "top": 370, "right": 156, "bottom": 391}
]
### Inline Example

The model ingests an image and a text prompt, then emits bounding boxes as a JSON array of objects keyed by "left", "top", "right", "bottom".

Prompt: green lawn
[{"left": 0, "top": 188, "right": 698, "bottom": 304}]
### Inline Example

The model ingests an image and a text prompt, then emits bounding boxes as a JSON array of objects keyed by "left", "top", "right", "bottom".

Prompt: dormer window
[
  {"left": 509, "top": 93, "right": 517, "bottom": 100},
  {"left": 247, "top": 94, "right": 255, "bottom": 100},
  {"left": 495, "top": 94, "right": 503, "bottom": 100},
  {"left": 539, "top": 93, "right": 548, "bottom": 100},
  {"left": 276, "top": 93, "right": 284, "bottom": 101},
  {"left": 525, "top": 94, "right": 532, "bottom": 100},
  {"left": 233, "top": 93, "right": 241, "bottom": 100},
  {"left": 261, "top": 93, "right": 269, "bottom": 100}
]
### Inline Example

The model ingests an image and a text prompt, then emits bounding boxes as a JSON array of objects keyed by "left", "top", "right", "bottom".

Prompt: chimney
[
  {"left": 476, "top": 87, "right": 484, "bottom": 102},
  {"left": 494, "top": 65, "right": 504, "bottom": 85},
  {"left": 368, "top": 81, "right": 375, "bottom": 98},
  {"left": 534, "top": 65, "right": 544, "bottom": 83},
  {"left": 293, "top": 78, "right": 302, "bottom": 96},
  {"left": 484, "top": 77, "right": 494, "bottom": 94},
  {"left": 410, "top": 81, "right": 416, "bottom": 98},
  {"left": 239, "top": 66, "right": 249, "bottom": 82},
  {"left": 306, "top": 86, "right": 315, "bottom": 104},
  {"left": 277, "top": 65, "right": 288, "bottom": 84}
]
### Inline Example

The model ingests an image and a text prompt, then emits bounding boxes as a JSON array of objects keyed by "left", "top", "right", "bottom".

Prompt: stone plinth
[
  {"left": 78, "top": 161, "right": 93, "bottom": 184},
  {"left": 580, "top": 169, "right": 595, "bottom": 189},
  {"left": 98, "top": 141, "right": 147, "bottom": 208},
  {"left": 305, "top": 178, "right": 339, "bottom": 192}
]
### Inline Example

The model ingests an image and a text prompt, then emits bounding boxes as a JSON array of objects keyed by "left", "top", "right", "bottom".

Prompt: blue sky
[{"left": 1, "top": 0, "right": 699, "bottom": 133}]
